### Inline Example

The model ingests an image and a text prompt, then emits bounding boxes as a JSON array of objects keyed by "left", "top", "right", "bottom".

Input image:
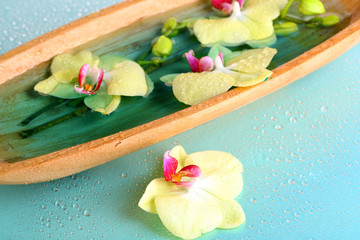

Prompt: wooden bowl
[{"left": 0, "top": 0, "right": 359, "bottom": 184}]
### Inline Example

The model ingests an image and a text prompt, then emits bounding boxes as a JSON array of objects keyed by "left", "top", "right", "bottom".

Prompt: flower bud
[
  {"left": 161, "top": 18, "right": 178, "bottom": 34},
  {"left": 274, "top": 22, "right": 299, "bottom": 36},
  {"left": 321, "top": 15, "right": 340, "bottom": 27},
  {"left": 152, "top": 35, "right": 173, "bottom": 57},
  {"left": 298, "top": 0, "right": 325, "bottom": 16}
]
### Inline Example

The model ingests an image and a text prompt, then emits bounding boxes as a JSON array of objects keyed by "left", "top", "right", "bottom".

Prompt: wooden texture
[{"left": 0, "top": 0, "right": 359, "bottom": 184}]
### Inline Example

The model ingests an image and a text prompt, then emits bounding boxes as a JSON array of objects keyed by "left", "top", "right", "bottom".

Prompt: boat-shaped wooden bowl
[{"left": 0, "top": 0, "right": 359, "bottom": 184}]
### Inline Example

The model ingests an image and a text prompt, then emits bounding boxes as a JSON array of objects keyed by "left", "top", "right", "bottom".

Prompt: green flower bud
[
  {"left": 274, "top": 21, "right": 299, "bottom": 36},
  {"left": 152, "top": 35, "right": 173, "bottom": 57},
  {"left": 298, "top": 0, "right": 325, "bottom": 16},
  {"left": 321, "top": 15, "right": 340, "bottom": 27},
  {"left": 161, "top": 18, "right": 178, "bottom": 34}
]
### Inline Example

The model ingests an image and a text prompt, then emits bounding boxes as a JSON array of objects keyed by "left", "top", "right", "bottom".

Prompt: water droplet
[
  {"left": 41, "top": 205, "right": 47, "bottom": 209},
  {"left": 290, "top": 117, "right": 297, "bottom": 123},
  {"left": 250, "top": 197, "right": 257, "bottom": 204},
  {"left": 54, "top": 201, "right": 61, "bottom": 206},
  {"left": 83, "top": 210, "right": 92, "bottom": 217},
  {"left": 320, "top": 106, "right": 328, "bottom": 112},
  {"left": 284, "top": 209, "right": 290, "bottom": 214},
  {"left": 121, "top": 173, "right": 127, "bottom": 178},
  {"left": 275, "top": 124, "right": 283, "bottom": 130},
  {"left": 288, "top": 178, "right": 295, "bottom": 185}
]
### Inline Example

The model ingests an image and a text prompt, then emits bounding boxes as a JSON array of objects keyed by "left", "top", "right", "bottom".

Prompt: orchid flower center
[
  {"left": 212, "top": 0, "right": 244, "bottom": 15},
  {"left": 163, "top": 151, "right": 201, "bottom": 188},
  {"left": 185, "top": 50, "right": 224, "bottom": 73},
  {"left": 74, "top": 64, "right": 104, "bottom": 95}
]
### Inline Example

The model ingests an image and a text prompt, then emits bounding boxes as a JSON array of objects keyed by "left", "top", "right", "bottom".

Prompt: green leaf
[{"left": 159, "top": 74, "right": 179, "bottom": 86}]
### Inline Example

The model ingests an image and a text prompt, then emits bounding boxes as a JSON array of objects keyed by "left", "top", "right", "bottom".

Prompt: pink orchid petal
[
  {"left": 237, "top": 0, "right": 245, "bottom": 8},
  {"left": 163, "top": 151, "right": 178, "bottom": 181},
  {"left": 218, "top": 51, "right": 224, "bottom": 64},
  {"left": 93, "top": 68, "right": 104, "bottom": 92},
  {"left": 185, "top": 50, "right": 200, "bottom": 72},
  {"left": 212, "top": 0, "right": 233, "bottom": 10},
  {"left": 177, "top": 165, "right": 202, "bottom": 178},
  {"left": 220, "top": 2, "right": 233, "bottom": 14},
  {"left": 198, "top": 56, "right": 214, "bottom": 72},
  {"left": 78, "top": 64, "right": 90, "bottom": 87},
  {"left": 74, "top": 85, "right": 96, "bottom": 95}
]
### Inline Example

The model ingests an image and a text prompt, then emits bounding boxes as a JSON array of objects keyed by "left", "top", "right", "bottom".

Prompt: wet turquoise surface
[{"left": 1, "top": 0, "right": 360, "bottom": 239}]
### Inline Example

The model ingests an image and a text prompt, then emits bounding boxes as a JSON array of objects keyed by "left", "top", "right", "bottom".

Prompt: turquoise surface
[{"left": 1, "top": 0, "right": 360, "bottom": 239}]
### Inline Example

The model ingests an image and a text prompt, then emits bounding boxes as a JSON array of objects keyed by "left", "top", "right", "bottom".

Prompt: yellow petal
[
  {"left": 226, "top": 47, "right": 277, "bottom": 74},
  {"left": 34, "top": 76, "right": 58, "bottom": 94},
  {"left": 241, "top": 16, "right": 274, "bottom": 41},
  {"left": 230, "top": 69, "right": 273, "bottom": 87},
  {"left": 138, "top": 178, "right": 184, "bottom": 214},
  {"left": 243, "top": 0, "right": 288, "bottom": 23},
  {"left": 193, "top": 18, "right": 249, "bottom": 46},
  {"left": 217, "top": 200, "right": 246, "bottom": 228},
  {"left": 51, "top": 51, "right": 98, "bottom": 83},
  {"left": 172, "top": 72, "right": 235, "bottom": 105},
  {"left": 107, "top": 60, "right": 148, "bottom": 96},
  {"left": 184, "top": 151, "right": 243, "bottom": 200},
  {"left": 169, "top": 145, "right": 188, "bottom": 171},
  {"left": 155, "top": 190, "right": 223, "bottom": 239}
]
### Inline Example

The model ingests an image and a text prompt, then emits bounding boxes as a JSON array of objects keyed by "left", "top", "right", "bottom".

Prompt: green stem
[
  {"left": 282, "top": 16, "right": 306, "bottom": 24},
  {"left": 280, "top": 0, "right": 297, "bottom": 19},
  {"left": 20, "top": 106, "right": 88, "bottom": 138},
  {"left": 19, "top": 99, "right": 71, "bottom": 126},
  {"left": 137, "top": 46, "right": 153, "bottom": 62}
]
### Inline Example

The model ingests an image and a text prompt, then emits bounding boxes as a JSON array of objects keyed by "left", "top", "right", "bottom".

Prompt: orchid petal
[
  {"left": 78, "top": 63, "right": 90, "bottom": 87},
  {"left": 216, "top": 199, "right": 246, "bottom": 228},
  {"left": 51, "top": 51, "right": 98, "bottom": 83},
  {"left": 212, "top": 0, "right": 233, "bottom": 10},
  {"left": 218, "top": 51, "right": 224, "bottom": 63},
  {"left": 243, "top": 0, "right": 287, "bottom": 23},
  {"left": 220, "top": 3, "right": 233, "bottom": 14},
  {"left": 84, "top": 85, "right": 121, "bottom": 115},
  {"left": 184, "top": 151, "right": 244, "bottom": 200},
  {"left": 225, "top": 47, "right": 277, "bottom": 73},
  {"left": 169, "top": 145, "right": 187, "bottom": 171},
  {"left": 185, "top": 50, "right": 200, "bottom": 72},
  {"left": 237, "top": 0, "right": 245, "bottom": 8},
  {"left": 198, "top": 56, "right": 214, "bottom": 72},
  {"left": 163, "top": 151, "right": 178, "bottom": 181},
  {"left": 229, "top": 69, "right": 273, "bottom": 87},
  {"left": 138, "top": 178, "right": 184, "bottom": 214},
  {"left": 154, "top": 190, "right": 223, "bottom": 239},
  {"left": 178, "top": 165, "right": 201, "bottom": 178},
  {"left": 107, "top": 60, "right": 148, "bottom": 96},
  {"left": 172, "top": 72, "right": 234, "bottom": 105},
  {"left": 93, "top": 68, "right": 104, "bottom": 92}
]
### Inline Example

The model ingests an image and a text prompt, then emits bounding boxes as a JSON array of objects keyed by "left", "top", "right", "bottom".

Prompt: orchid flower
[
  {"left": 193, "top": 0, "right": 287, "bottom": 47},
  {"left": 139, "top": 146, "right": 245, "bottom": 239},
  {"left": 160, "top": 47, "right": 277, "bottom": 105},
  {"left": 34, "top": 51, "right": 153, "bottom": 115}
]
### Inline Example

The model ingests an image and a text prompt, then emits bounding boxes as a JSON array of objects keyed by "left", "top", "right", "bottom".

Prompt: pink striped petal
[
  {"left": 185, "top": 50, "right": 200, "bottom": 72},
  {"left": 78, "top": 64, "right": 90, "bottom": 87},
  {"left": 163, "top": 151, "right": 178, "bottom": 181},
  {"left": 212, "top": 0, "right": 233, "bottom": 10},
  {"left": 198, "top": 56, "right": 214, "bottom": 72},
  {"left": 218, "top": 51, "right": 224, "bottom": 64},
  {"left": 220, "top": 2, "right": 233, "bottom": 14},
  {"left": 178, "top": 165, "right": 202, "bottom": 178},
  {"left": 93, "top": 68, "right": 104, "bottom": 92},
  {"left": 238, "top": 0, "right": 245, "bottom": 8}
]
